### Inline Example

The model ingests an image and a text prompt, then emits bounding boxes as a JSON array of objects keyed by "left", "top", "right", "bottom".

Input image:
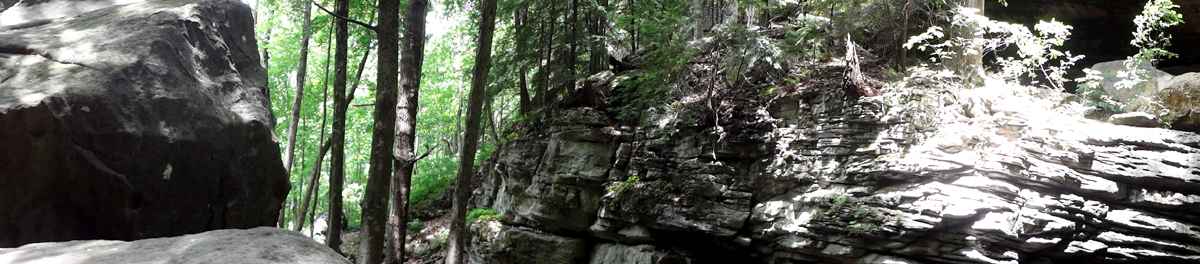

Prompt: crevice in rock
[
  {"left": 68, "top": 142, "right": 133, "bottom": 189},
  {"left": 0, "top": 19, "right": 53, "bottom": 32},
  {"left": 0, "top": 71, "right": 13, "bottom": 84},
  {"left": 0, "top": 44, "right": 103, "bottom": 73}
]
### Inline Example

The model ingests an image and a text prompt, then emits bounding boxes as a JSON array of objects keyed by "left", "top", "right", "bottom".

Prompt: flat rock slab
[{"left": 0, "top": 227, "right": 349, "bottom": 264}]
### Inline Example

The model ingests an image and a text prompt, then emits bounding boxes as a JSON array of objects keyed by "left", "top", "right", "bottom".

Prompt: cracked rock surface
[
  {"left": 0, "top": 0, "right": 286, "bottom": 247},
  {"left": 468, "top": 75, "right": 1200, "bottom": 263}
]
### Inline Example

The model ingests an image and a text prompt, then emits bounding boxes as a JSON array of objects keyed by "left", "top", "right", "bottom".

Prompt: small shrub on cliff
[
  {"left": 905, "top": 7, "right": 1082, "bottom": 90},
  {"left": 606, "top": 176, "right": 640, "bottom": 197},
  {"left": 466, "top": 208, "right": 499, "bottom": 222},
  {"left": 1075, "top": 0, "right": 1182, "bottom": 116}
]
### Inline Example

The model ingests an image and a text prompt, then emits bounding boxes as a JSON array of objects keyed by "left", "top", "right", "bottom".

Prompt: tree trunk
[
  {"left": 359, "top": 0, "right": 400, "bottom": 260},
  {"left": 326, "top": 0, "right": 350, "bottom": 254},
  {"left": 587, "top": 0, "right": 607, "bottom": 75},
  {"left": 386, "top": 0, "right": 428, "bottom": 263},
  {"left": 567, "top": 0, "right": 578, "bottom": 80},
  {"left": 537, "top": 4, "right": 557, "bottom": 108},
  {"left": 293, "top": 43, "right": 372, "bottom": 232},
  {"left": 444, "top": 0, "right": 498, "bottom": 261},
  {"left": 284, "top": 0, "right": 313, "bottom": 175},
  {"left": 263, "top": 7, "right": 285, "bottom": 228},
  {"left": 949, "top": 0, "right": 984, "bottom": 82},
  {"left": 516, "top": 5, "right": 531, "bottom": 116},
  {"left": 293, "top": 17, "right": 336, "bottom": 231}
]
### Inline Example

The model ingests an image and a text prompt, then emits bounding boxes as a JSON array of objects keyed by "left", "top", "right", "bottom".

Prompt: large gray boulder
[
  {"left": 0, "top": 227, "right": 349, "bottom": 264},
  {"left": 1083, "top": 60, "right": 1174, "bottom": 104},
  {"left": 1138, "top": 72, "right": 1200, "bottom": 133},
  {"left": 0, "top": 0, "right": 286, "bottom": 247}
]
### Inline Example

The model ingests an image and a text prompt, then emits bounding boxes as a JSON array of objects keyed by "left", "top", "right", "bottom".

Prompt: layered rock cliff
[
  {"left": 0, "top": 0, "right": 287, "bottom": 247},
  {"left": 467, "top": 67, "right": 1200, "bottom": 263}
]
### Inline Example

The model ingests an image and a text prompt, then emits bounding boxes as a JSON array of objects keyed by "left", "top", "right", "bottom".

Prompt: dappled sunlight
[
  {"left": 0, "top": 0, "right": 143, "bottom": 26},
  {"left": 0, "top": 54, "right": 89, "bottom": 108}
]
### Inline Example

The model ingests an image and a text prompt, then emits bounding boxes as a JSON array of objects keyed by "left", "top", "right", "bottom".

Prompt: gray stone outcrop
[{"left": 468, "top": 73, "right": 1200, "bottom": 263}]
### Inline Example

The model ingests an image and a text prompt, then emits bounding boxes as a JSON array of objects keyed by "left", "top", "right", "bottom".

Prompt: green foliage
[
  {"left": 609, "top": 44, "right": 696, "bottom": 122},
  {"left": 407, "top": 218, "right": 424, "bottom": 233},
  {"left": 712, "top": 24, "right": 787, "bottom": 86},
  {"left": 412, "top": 230, "right": 450, "bottom": 258},
  {"left": 606, "top": 0, "right": 694, "bottom": 123},
  {"left": 1130, "top": 0, "right": 1183, "bottom": 65},
  {"left": 813, "top": 194, "right": 894, "bottom": 236},
  {"left": 1114, "top": 0, "right": 1183, "bottom": 93},
  {"left": 905, "top": 8, "right": 1082, "bottom": 90},
  {"left": 1076, "top": 0, "right": 1182, "bottom": 116},
  {"left": 257, "top": 1, "right": 519, "bottom": 232},
  {"left": 466, "top": 208, "right": 499, "bottom": 222},
  {"left": 990, "top": 19, "right": 1083, "bottom": 91},
  {"left": 606, "top": 175, "right": 640, "bottom": 198},
  {"left": 1075, "top": 69, "right": 1126, "bottom": 113},
  {"left": 780, "top": 18, "right": 835, "bottom": 61}
]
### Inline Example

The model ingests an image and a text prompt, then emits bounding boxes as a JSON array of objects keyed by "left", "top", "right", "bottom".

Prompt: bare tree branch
[{"left": 311, "top": 0, "right": 376, "bottom": 30}]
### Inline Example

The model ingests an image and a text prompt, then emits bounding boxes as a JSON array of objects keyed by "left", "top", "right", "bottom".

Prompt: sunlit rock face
[
  {"left": 469, "top": 74, "right": 1200, "bottom": 263},
  {"left": 0, "top": 227, "right": 349, "bottom": 264},
  {"left": 1143, "top": 73, "right": 1200, "bottom": 133},
  {"left": 0, "top": 0, "right": 287, "bottom": 247}
]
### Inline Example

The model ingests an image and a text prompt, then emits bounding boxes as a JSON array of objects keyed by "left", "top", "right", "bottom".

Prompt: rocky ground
[{"left": 0, "top": 227, "right": 348, "bottom": 264}]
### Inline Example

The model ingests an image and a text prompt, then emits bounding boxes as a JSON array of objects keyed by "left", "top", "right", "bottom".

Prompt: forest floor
[{"left": 404, "top": 201, "right": 452, "bottom": 263}]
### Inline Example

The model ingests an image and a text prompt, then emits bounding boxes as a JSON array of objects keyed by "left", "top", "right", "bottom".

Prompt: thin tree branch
[
  {"left": 394, "top": 145, "right": 435, "bottom": 163},
  {"left": 312, "top": 0, "right": 376, "bottom": 30},
  {"left": 353, "top": 103, "right": 375, "bottom": 107},
  {"left": 415, "top": 145, "right": 434, "bottom": 161}
]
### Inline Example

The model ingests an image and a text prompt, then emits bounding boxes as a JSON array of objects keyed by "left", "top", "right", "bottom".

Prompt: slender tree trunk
[
  {"left": 516, "top": 5, "right": 532, "bottom": 115},
  {"left": 451, "top": 96, "right": 464, "bottom": 156},
  {"left": 293, "top": 44, "right": 372, "bottom": 232},
  {"left": 263, "top": 7, "right": 286, "bottom": 228},
  {"left": 293, "top": 17, "right": 336, "bottom": 231},
  {"left": 445, "top": 0, "right": 498, "bottom": 261},
  {"left": 949, "top": 0, "right": 984, "bottom": 82},
  {"left": 538, "top": 5, "right": 557, "bottom": 107},
  {"left": 587, "top": 0, "right": 607, "bottom": 75},
  {"left": 359, "top": 0, "right": 400, "bottom": 261},
  {"left": 386, "top": 1, "right": 428, "bottom": 263},
  {"left": 326, "top": 0, "right": 350, "bottom": 254},
  {"left": 284, "top": 1, "right": 314, "bottom": 175},
  {"left": 567, "top": 0, "right": 578, "bottom": 80},
  {"left": 534, "top": 15, "right": 548, "bottom": 109},
  {"left": 297, "top": 140, "right": 328, "bottom": 230},
  {"left": 901, "top": 0, "right": 914, "bottom": 72}
]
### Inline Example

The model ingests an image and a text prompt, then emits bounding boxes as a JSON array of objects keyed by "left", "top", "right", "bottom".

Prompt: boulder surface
[
  {"left": 0, "top": 227, "right": 349, "bottom": 264},
  {"left": 0, "top": 0, "right": 286, "bottom": 247}
]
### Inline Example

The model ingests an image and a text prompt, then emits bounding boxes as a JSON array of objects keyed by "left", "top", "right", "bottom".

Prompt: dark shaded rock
[
  {"left": 0, "top": 0, "right": 286, "bottom": 247},
  {"left": 589, "top": 243, "right": 689, "bottom": 264},
  {"left": 0, "top": 227, "right": 349, "bottom": 264},
  {"left": 1108, "top": 112, "right": 1164, "bottom": 127}
]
